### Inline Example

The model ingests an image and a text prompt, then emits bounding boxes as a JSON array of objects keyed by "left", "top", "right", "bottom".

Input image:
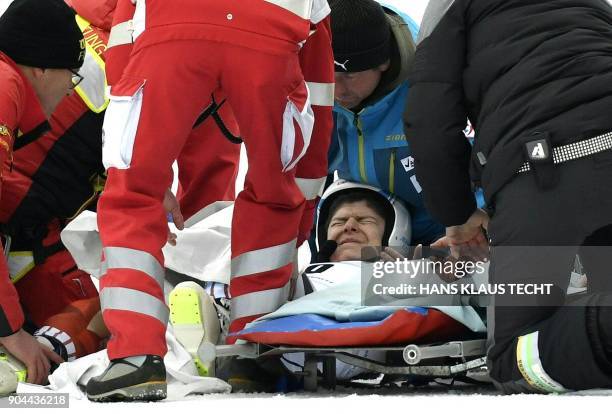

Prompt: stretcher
[
  {"left": 199, "top": 337, "right": 488, "bottom": 391},
  {"left": 61, "top": 210, "right": 491, "bottom": 392}
]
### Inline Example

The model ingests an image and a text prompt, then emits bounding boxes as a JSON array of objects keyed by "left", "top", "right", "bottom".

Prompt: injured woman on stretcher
[{"left": 46, "top": 179, "right": 488, "bottom": 396}]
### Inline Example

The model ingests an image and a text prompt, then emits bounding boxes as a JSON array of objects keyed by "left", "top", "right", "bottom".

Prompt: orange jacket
[
  {"left": 0, "top": 52, "right": 48, "bottom": 336},
  {"left": 0, "top": 0, "right": 116, "bottom": 337}
]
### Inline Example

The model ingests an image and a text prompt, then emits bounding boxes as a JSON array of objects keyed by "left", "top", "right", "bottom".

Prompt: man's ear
[{"left": 378, "top": 60, "right": 391, "bottom": 72}]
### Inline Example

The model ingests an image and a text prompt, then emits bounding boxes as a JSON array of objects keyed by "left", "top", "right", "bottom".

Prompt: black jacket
[{"left": 404, "top": 0, "right": 612, "bottom": 226}]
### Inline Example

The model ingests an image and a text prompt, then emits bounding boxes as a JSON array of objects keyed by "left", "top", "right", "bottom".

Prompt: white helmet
[{"left": 316, "top": 179, "right": 412, "bottom": 251}]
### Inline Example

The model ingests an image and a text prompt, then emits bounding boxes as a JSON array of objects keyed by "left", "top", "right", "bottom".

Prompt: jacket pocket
[
  {"left": 102, "top": 77, "right": 145, "bottom": 170},
  {"left": 280, "top": 81, "right": 315, "bottom": 172}
]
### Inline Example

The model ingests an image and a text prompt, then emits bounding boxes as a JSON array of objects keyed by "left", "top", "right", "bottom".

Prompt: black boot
[{"left": 86, "top": 355, "right": 167, "bottom": 402}]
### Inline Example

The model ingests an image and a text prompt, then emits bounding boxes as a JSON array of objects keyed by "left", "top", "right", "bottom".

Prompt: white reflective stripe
[
  {"left": 295, "top": 176, "right": 326, "bottom": 200},
  {"left": 306, "top": 82, "right": 334, "bottom": 107},
  {"left": 231, "top": 239, "right": 296, "bottom": 279},
  {"left": 132, "top": 0, "right": 146, "bottom": 40},
  {"left": 100, "top": 247, "right": 164, "bottom": 290},
  {"left": 516, "top": 331, "right": 568, "bottom": 393},
  {"left": 35, "top": 327, "right": 77, "bottom": 359},
  {"left": 107, "top": 20, "right": 134, "bottom": 48},
  {"left": 264, "top": 0, "right": 313, "bottom": 20},
  {"left": 183, "top": 200, "right": 234, "bottom": 228},
  {"left": 231, "top": 285, "right": 289, "bottom": 320},
  {"left": 100, "top": 287, "right": 169, "bottom": 325},
  {"left": 44, "top": 327, "right": 60, "bottom": 337},
  {"left": 281, "top": 84, "right": 315, "bottom": 172},
  {"left": 55, "top": 332, "right": 71, "bottom": 344},
  {"left": 35, "top": 326, "right": 51, "bottom": 335},
  {"left": 65, "top": 342, "right": 77, "bottom": 361}
]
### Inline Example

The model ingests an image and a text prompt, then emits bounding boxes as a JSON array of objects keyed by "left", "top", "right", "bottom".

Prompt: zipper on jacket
[
  {"left": 354, "top": 114, "right": 368, "bottom": 183},
  {"left": 389, "top": 148, "right": 396, "bottom": 194}
]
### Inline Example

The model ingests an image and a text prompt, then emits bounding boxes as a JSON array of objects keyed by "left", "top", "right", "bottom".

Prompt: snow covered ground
[
  {"left": 2, "top": 384, "right": 610, "bottom": 413},
  {"left": 2, "top": 0, "right": 612, "bottom": 411}
]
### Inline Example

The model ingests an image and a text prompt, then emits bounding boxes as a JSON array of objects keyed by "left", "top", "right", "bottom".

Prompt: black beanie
[
  {"left": 329, "top": 0, "right": 391, "bottom": 73},
  {"left": 0, "top": 0, "right": 85, "bottom": 69}
]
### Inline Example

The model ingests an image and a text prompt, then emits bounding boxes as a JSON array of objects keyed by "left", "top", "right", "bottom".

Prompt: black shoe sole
[{"left": 87, "top": 381, "right": 167, "bottom": 402}]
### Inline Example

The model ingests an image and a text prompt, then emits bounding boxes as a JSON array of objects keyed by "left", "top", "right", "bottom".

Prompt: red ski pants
[{"left": 98, "top": 39, "right": 310, "bottom": 358}]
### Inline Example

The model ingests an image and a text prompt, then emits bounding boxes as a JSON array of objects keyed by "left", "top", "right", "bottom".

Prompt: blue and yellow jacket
[{"left": 328, "top": 4, "right": 445, "bottom": 245}]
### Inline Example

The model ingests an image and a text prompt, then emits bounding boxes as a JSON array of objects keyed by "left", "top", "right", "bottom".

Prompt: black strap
[
  {"left": 302, "top": 275, "right": 315, "bottom": 295},
  {"left": 3, "top": 221, "right": 66, "bottom": 265},
  {"left": 32, "top": 240, "right": 65, "bottom": 265},
  {"left": 193, "top": 95, "right": 242, "bottom": 144},
  {"left": 0, "top": 309, "right": 17, "bottom": 337},
  {"left": 212, "top": 109, "right": 242, "bottom": 144},
  {"left": 13, "top": 121, "right": 51, "bottom": 151}
]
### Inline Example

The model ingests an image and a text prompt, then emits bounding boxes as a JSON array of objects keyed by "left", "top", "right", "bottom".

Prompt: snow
[
  {"left": 0, "top": 0, "right": 12, "bottom": 16},
  {"left": 5, "top": 387, "right": 607, "bottom": 413},
  {"left": 384, "top": 0, "right": 430, "bottom": 23},
  {"left": 2, "top": 0, "right": 612, "bottom": 410}
]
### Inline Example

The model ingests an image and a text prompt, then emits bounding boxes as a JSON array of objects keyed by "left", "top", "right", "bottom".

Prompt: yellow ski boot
[{"left": 169, "top": 281, "right": 220, "bottom": 376}]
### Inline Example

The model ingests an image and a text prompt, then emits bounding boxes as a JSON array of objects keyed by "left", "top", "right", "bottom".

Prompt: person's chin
[
  {"left": 337, "top": 99, "right": 360, "bottom": 110},
  {"left": 330, "top": 245, "right": 361, "bottom": 262}
]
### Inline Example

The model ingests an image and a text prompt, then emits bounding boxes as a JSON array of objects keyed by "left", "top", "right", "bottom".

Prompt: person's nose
[{"left": 343, "top": 217, "right": 359, "bottom": 232}]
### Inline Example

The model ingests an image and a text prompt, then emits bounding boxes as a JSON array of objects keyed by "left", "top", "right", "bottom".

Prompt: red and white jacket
[
  {"left": 0, "top": 0, "right": 117, "bottom": 338},
  {"left": 0, "top": 52, "right": 48, "bottom": 337}
]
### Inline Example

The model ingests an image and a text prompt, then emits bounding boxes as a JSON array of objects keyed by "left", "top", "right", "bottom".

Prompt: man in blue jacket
[{"left": 327, "top": 0, "right": 446, "bottom": 247}]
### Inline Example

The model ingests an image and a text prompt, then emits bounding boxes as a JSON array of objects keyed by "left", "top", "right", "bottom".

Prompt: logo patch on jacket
[
  {"left": 525, "top": 139, "right": 551, "bottom": 162},
  {"left": 0, "top": 124, "right": 10, "bottom": 137},
  {"left": 401, "top": 156, "right": 414, "bottom": 172},
  {"left": 78, "top": 39, "right": 86, "bottom": 63},
  {"left": 334, "top": 59, "right": 349, "bottom": 71},
  {"left": 0, "top": 124, "right": 11, "bottom": 153}
]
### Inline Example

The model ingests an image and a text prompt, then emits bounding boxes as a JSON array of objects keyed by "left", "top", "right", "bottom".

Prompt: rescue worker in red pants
[
  {"left": 1, "top": 0, "right": 240, "bottom": 390},
  {"left": 87, "top": 0, "right": 334, "bottom": 402},
  {"left": 105, "top": 0, "right": 242, "bottom": 226},
  {"left": 175, "top": 90, "right": 241, "bottom": 223},
  {"left": 0, "top": 0, "right": 86, "bottom": 386}
]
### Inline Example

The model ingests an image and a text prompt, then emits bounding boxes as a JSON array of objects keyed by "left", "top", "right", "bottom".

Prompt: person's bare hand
[
  {"left": 444, "top": 209, "right": 490, "bottom": 261},
  {"left": 0, "top": 329, "right": 63, "bottom": 384},
  {"left": 380, "top": 246, "right": 406, "bottom": 262},
  {"left": 412, "top": 244, "right": 424, "bottom": 260},
  {"left": 163, "top": 189, "right": 184, "bottom": 245}
]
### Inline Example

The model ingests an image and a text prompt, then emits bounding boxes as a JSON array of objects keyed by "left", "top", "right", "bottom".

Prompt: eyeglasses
[{"left": 70, "top": 69, "right": 84, "bottom": 88}]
